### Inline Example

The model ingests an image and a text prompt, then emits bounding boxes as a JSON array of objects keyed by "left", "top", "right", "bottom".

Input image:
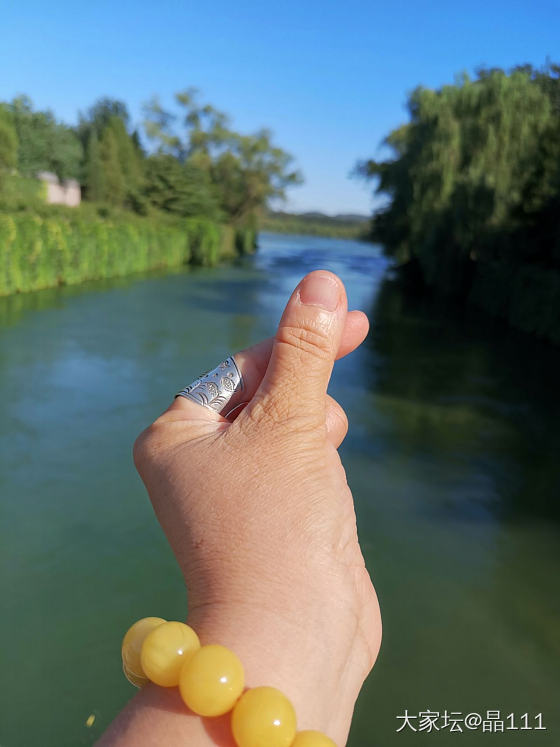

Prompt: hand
[{"left": 117, "top": 271, "right": 381, "bottom": 746}]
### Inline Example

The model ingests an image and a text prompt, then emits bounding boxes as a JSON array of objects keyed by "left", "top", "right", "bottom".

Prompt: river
[{"left": 1, "top": 232, "right": 559, "bottom": 746}]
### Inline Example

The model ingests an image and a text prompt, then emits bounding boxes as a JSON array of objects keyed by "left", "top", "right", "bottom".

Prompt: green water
[{"left": 1, "top": 233, "right": 558, "bottom": 746}]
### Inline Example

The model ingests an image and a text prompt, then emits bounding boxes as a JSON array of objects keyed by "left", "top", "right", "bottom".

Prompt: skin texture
[{"left": 98, "top": 270, "right": 382, "bottom": 747}]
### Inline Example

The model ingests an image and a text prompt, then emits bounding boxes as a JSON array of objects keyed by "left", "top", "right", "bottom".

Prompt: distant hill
[
  {"left": 261, "top": 210, "right": 371, "bottom": 238},
  {"left": 331, "top": 213, "right": 370, "bottom": 222}
]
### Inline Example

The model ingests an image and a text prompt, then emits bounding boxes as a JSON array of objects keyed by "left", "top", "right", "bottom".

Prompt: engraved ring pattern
[{"left": 175, "top": 356, "right": 245, "bottom": 417}]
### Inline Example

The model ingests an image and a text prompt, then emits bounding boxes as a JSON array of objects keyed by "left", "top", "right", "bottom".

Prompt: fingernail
[{"left": 299, "top": 273, "right": 340, "bottom": 311}]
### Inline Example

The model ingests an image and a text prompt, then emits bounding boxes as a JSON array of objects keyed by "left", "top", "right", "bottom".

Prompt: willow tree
[{"left": 358, "top": 67, "right": 557, "bottom": 295}]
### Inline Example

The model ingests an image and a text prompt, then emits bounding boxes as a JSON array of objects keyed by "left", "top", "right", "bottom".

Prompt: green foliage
[
  {"left": 0, "top": 108, "right": 18, "bottom": 179},
  {"left": 84, "top": 131, "right": 105, "bottom": 202},
  {"left": 185, "top": 217, "right": 222, "bottom": 266},
  {"left": 234, "top": 225, "right": 257, "bottom": 255},
  {"left": 143, "top": 89, "right": 302, "bottom": 224},
  {"left": 0, "top": 173, "right": 45, "bottom": 210},
  {"left": 1, "top": 88, "right": 302, "bottom": 232},
  {"left": 7, "top": 96, "right": 82, "bottom": 180},
  {"left": 358, "top": 64, "right": 560, "bottom": 343},
  {"left": 261, "top": 210, "right": 368, "bottom": 238},
  {"left": 107, "top": 116, "right": 143, "bottom": 196},
  {"left": 143, "top": 154, "right": 221, "bottom": 219},
  {"left": 79, "top": 100, "right": 145, "bottom": 211},
  {"left": 142, "top": 95, "right": 184, "bottom": 158},
  {"left": 79, "top": 98, "right": 131, "bottom": 137},
  {"left": 0, "top": 210, "right": 240, "bottom": 295},
  {"left": 0, "top": 88, "right": 303, "bottom": 295},
  {"left": 99, "top": 125, "right": 126, "bottom": 206}
]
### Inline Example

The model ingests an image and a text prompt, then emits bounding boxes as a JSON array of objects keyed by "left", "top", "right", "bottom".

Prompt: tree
[
  {"left": 8, "top": 95, "right": 82, "bottom": 180},
  {"left": 357, "top": 67, "right": 556, "bottom": 291},
  {"left": 106, "top": 116, "right": 143, "bottom": 195},
  {"left": 356, "top": 64, "right": 560, "bottom": 344},
  {"left": 142, "top": 95, "right": 184, "bottom": 159},
  {"left": 77, "top": 98, "right": 131, "bottom": 143},
  {"left": 99, "top": 125, "right": 125, "bottom": 205},
  {"left": 0, "top": 107, "right": 18, "bottom": 172},
  {"left": 78, "top": 99, "right": 145, "bottom": 208},
  {"left": 84, "top": 130, "right": 105, "bottom": 201},
  {"left": 143, "top": 154, "right": 220, "bottom": 218},
  {"left": 143, "top": 89, "right": 302, "bottom": 224}
]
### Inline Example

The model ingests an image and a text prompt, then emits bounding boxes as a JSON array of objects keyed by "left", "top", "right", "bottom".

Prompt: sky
[{"left": 1, "top": 0, "right": 558, "bottom": 215}]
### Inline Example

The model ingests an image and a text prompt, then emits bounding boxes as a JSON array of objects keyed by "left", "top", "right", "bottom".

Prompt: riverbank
[
  {"left": 0, "top": 209, "right": 256, "bottom": 296},
  {"left": 261, "top": 210, "right": 369, "bottom": 239}
]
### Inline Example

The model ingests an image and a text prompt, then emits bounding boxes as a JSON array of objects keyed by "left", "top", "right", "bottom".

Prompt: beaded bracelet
[{"left": 122, "top": 617, "right": 337, "bottom": 747}]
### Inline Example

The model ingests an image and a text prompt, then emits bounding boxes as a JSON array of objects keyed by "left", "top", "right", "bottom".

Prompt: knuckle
[
  {"left": 248, "top": 395, "right": 289, "bottom": 428},
  {"left": 276, "top": 321, "right": 332, "bottom": 362},
  {"left": 326, "top": 397, "right": 348, "bottom": 438},
  {"left": 333, "top": 404, "right": 349, "bottom": 431},
  {"left": 241, "top": 392, "right": 323, "bottom": 435},
  {"left": 132, "top": 420, "right": 168, "bottom": 470}
]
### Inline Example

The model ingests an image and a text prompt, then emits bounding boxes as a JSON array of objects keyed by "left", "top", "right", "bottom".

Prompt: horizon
[{"left": 1, "top": 0, "right": 557, "bottom": 215}]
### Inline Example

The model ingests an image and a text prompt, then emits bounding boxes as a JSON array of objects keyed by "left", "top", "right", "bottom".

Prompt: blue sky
[{"left": 1, "top": 0, "right": 557, "bottom": 214}]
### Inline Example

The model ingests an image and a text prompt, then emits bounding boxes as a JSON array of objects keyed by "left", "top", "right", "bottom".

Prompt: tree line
[
  {"left": 358, "top": 63, "right": 560, "bottom": 344},
  {"left": 0, "top": 90, "right": 299, "bottom": 295},
  {"left": 0, "top": 90, "right": 301, "bottom": 230},
  {"left": 261, "top": 210, "right": 369, "bottom": 239}
]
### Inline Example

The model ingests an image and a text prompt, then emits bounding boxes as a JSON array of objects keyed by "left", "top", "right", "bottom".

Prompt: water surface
[{"left": 1, "top": 232, "right": 558, "bottom": 745}]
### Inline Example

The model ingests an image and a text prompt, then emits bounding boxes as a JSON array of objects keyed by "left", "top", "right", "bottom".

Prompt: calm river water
[{"left": 1, "top": 233, "right": 559, "bottom": 746}]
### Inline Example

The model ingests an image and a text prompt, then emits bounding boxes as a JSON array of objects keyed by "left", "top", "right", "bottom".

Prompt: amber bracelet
[{"left": 122, "top": 617, "right": 337, "bottom": 747}]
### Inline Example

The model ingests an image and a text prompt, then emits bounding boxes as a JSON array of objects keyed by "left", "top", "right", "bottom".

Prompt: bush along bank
[{"left": 0, "top": 212, "right": 256, "bottom": 296}]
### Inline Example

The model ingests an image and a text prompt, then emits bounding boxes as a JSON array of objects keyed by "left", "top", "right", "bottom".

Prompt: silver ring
[{"left": 175, "top": 356, "right": 245, "bottom": 417}]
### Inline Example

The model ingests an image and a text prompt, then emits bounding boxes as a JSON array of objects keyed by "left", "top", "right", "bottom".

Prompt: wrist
[
  {"left": 186, "top": 593, "right": 374, "bottom": 745},
  {"left": 101, "top": 576, "right": 379, "bottom": 747}
]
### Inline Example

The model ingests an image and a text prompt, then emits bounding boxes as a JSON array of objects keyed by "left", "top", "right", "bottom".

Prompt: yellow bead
[
  {"left": 121, "top": 617, "right": 166, "bottom": 687},
  {"left": 140, "top": 621, "right": 200, "bottom": 687},
  {"left": 231, "top": 686, "right": 296, "bottom": 747},
  {"left": 291, "top": 731, "right": 337, "bottom": 747},
  {"left": 179, "top": 644, "right": 244, "bottom": 717}
]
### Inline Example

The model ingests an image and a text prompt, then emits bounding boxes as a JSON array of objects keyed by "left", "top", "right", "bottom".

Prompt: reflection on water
[
  {"left": 347, "top": 276, "right": 560, "bottom": 746},
  {"left": 368, "top": 277, "right": 560, "bottom": 524},
  {"left": 0, "top": 234, "right": 558, "bottom": 746}
]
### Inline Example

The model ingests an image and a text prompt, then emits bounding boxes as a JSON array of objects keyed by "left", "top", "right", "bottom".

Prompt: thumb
[{"left": 244, "top": 270, "right": 347, "bottom": 427}]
